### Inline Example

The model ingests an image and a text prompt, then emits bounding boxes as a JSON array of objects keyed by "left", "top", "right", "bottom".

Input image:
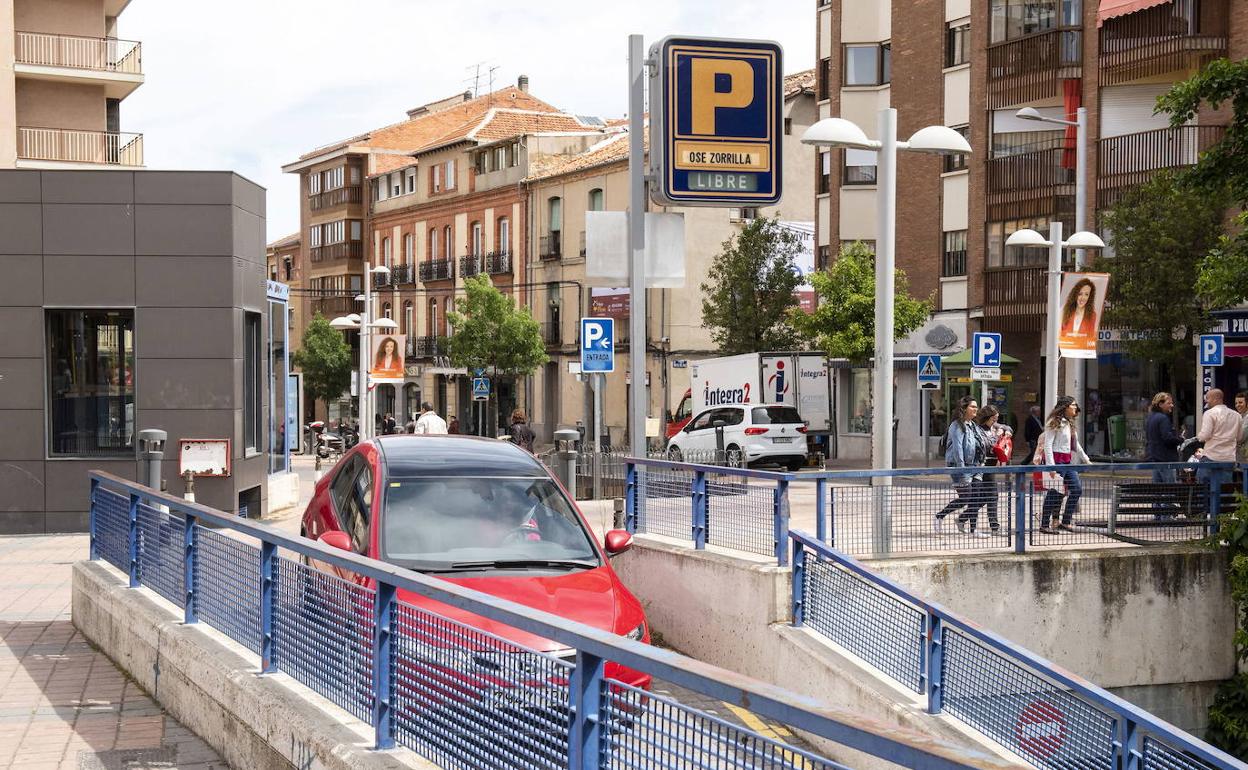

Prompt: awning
[{"left": 1097, "top": 0, "right": 1171, "bottom": 26}]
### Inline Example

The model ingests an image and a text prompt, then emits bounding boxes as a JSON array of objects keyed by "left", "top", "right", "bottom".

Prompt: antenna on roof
[
  {"left": 487, "top": 65, "right": 500, "bottom": 108},
  {"left": 464, "top": 60, "right": 500, "bottom": 99}
]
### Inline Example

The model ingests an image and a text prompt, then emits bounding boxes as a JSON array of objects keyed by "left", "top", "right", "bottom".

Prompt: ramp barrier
[
  {"left": 790, "top": 530, "right": 1247, "bottom": 770},
  {"left": 87, "top": 470, "right": 1021, "bottom": 770}
]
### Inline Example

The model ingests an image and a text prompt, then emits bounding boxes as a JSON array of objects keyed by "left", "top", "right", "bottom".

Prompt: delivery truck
[{"left": 666, "top": 352, "right": 832, "bottom": 438}]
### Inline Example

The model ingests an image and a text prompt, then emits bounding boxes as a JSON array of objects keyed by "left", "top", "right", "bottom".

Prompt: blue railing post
[
  {"left": 183, "top": 513, "right": 197, "bottom": 625},
  {"left": 372, "top": 580, "right": 396, "bottom": 750},
  {"left": 691, "top": 470, "right": 708, "bottom": 549},
  {"left": 815, "top": 478, "right": 827, "bottom": 543},
  {"left": 1013, "top": 471, "right": 1027, "bottom": 555},
  {"left": 568, "top": 650, "right": 605, "bottom": 770},
  {"left": 791, "top": 540, "right": 806, "bottom": 627},
  {"left": 1121, "top": 717, "right": 1143, "bottom": 770},
  {"left": 1210, "top": 466, "right": 1226, "bottom": 535},
  {"left": 925, "top": 613, "right": 944, "bottom": 715},
  {"left": 127, "top": 492, "right": 140, "bottom": 588},
  {"left": 774, "top": 479, "right": 790, "bottom": 567},
  {"left": 828, "top": 484, "right": 837, "bottom": 547},
  {"left": 88, "top": 477, "right": 99, "bottom": 561},
  {"left": 260, "top": 541, "right": 276, "bottom": 674},
  {"left": 624, "top": 462, "right": 637, "bottom": 533}
]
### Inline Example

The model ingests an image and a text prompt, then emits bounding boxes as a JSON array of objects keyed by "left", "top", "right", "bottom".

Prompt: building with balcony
[
  {"left": 2, "top": 0, "right": 144, "bottom": 168},
  {"left": 815, "top": 0, "right": 1247, "bottom": 462}
]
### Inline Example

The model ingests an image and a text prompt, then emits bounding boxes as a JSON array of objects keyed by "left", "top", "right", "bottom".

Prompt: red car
[{"left": 299, "top": 435, "right": 651, "bottom": 702}]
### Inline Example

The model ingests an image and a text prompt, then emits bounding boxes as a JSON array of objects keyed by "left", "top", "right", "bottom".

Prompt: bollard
[
  {"left": 182, "top": 470, "right": 196, "bottom": 503},
  {"left": 554, "top": 428, "right": 580, "bottom": 499},
  {"left": 137, "top": 429, "right": 167, "bottom": 491}
]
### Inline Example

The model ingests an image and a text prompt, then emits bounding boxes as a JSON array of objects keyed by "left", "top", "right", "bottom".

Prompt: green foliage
[
  {"left": 292, "top": 314, "right": 353, "bottom": 411},
  {"left": 1100, "top": 171, "right": 1223, "bottom": 383},
  {"left": 700, "top": 216, "right": 803, "bottom": 354},
  {"left": 446, "top": 274, "right": 547, "bottom": 376},
  {"left": 1205, "top": 497, "right": 1248, "bottom": 759},
  {"left": 788, "top": 241, "right": 932, "bottom": 364},
  {"left": 1156, "top": 58, "right": 1248, "bottom": 307}
]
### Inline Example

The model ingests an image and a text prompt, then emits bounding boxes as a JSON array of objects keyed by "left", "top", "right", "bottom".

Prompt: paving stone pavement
[{"left": 0, "top": 534, "right": 227, "bottom": 769}]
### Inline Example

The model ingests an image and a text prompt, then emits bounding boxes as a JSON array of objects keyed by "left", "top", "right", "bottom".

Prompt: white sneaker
[
  {"left": 934, "top": 518, "right": 945, "bottom": 534},
  {"left": 971, "top": 530, "right": 990, "bottom": 539}
]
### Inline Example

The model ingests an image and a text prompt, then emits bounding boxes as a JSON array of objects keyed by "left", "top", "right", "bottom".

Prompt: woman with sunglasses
[{"left": 1040, "top": 395, "right": 1090, "bottom": 533}]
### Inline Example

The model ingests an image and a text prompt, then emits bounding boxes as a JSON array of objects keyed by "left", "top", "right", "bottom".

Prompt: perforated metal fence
[
  {"left": 791, "top": 531, "right": 1246, "bottom": 770},
  {"left": 90, "top": 471, "right": 1000, "bottom": 770}
]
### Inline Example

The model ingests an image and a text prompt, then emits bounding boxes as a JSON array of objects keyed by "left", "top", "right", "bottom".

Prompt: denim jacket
[{"left": 945, "top": 419, "right": 985, "bottom": 485}]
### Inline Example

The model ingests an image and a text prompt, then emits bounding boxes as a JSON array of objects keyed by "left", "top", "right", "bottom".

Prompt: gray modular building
[{"left": 0, "top": 169, "right": 276, "bottom": 534}]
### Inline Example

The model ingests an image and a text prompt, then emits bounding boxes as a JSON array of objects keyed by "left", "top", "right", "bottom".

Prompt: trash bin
[{"left": 1107, "top": 414, "right": 1126, "bottom": 454}]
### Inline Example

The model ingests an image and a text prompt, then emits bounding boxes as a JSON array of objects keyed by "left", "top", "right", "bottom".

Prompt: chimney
[{"left": 517, "top": 74, "right": 529, "bottom": 93}]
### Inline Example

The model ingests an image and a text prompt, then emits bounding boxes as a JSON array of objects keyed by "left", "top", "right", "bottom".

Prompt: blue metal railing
[
  {"left": 626, "top": 458, "right": 1241, "bottom": 560},
  {"left": 87, "top": 470, "right": 1023, "bottom": 770},
  {"left": 790, "top": 530, "right": 1248, "bottom": 770}
]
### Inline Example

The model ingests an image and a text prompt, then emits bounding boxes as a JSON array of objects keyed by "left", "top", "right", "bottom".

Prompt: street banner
[
  {"left": 1057, "top": 272, "right": 1109, "bottom": 359},
  {"left": 370, "top": 334, "right": 406, "bottom": 382}
]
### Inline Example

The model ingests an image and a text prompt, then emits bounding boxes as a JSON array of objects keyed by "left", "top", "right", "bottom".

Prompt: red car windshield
[{"left": 381, "top": 476, "right": 600, "bottom": 572}]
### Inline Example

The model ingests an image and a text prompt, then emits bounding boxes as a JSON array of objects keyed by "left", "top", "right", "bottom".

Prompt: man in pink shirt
[{"left": 1198, "top": 388, "right": 1240, "bottom": 462}]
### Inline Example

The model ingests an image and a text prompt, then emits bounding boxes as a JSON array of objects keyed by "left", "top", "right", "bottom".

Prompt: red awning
[{"left": 1097, "top": 0, "right": 1172, "bottom": 26}]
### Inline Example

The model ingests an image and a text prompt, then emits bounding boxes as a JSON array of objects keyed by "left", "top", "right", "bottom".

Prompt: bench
[{"left": 1106, "top": 481, "right": 1209, "bottom": 533}]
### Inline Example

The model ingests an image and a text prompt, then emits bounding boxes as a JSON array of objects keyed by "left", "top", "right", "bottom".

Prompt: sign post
[
  {"left": 917, "top": 354, "right": 942, "bottom": 465},
  {"left": 971, "top": 332, "right": 1002, "bottom": 404},
  {"left": 582, "top": 317, "right": 615, "bottom": 497}
]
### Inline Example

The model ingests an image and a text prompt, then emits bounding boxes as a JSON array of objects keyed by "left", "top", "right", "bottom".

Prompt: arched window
[
  {"left": 443, "top": 225, "right": 453, "bottom": 257},
  {"left": 471, "top": 221, "right": 483, "bottom": 256},
  {"left": 445, "top": 297, "right": 453, "bottom": 334},
  {"left": 428, "top": 228, "right": 438, "bottom": 260},
  {"left": 382, "top": 237, "right": 392, "bottom": 268},
  {"left": 383, "top": 301, "right": 392, "bottom": 319},
  {"left": 587, "top": 188, "right": 604, "bottom": 211},
  {"left": 497, "top": 217, "right": 510, "bottom": 255},
  {"left": 548, "top": 197, "right": 562, "bottom": 232},
  {"left": 403, "top": 300, "right": 413, "bottom": 335},
  {"left": 404, "top": 233, "right": 414, "bottom": 264},
  {"left": 428, "top": 299, "right": 439, "bottom": 336}
]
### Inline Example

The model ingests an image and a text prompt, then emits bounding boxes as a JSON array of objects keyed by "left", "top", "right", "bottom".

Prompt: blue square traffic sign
[
  {"left": 1200, "top": 334, "right": 1224, "bottom": 367},
  {"left": 917, "top": 354, "right": 942, "bottom": 388},
  {"left": 972, "top": 333, "right": 1002, "bottom": 368},
  {"left": 581, "top": 318, "right": 615, "bottom": 373}
]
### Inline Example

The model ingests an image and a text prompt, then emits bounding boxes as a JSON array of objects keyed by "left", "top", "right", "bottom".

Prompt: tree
[
  {"left": 1099, "top": 171, "right": 1225, "bottom": 394},
  {"left": 788, "top": 241, "right": 932, "bottom": 364},
  {"left": 1156, "top": 58, "right": 1248, "bottom": 307},
  {"left": 700, "top": 216, "right": 803, "bottom": 354},
  {"left": 446, "top": 274, "right": 548, "bottom": 377},
  {"left": 292, "top": 314, "right": 353, "bottom": 415}
]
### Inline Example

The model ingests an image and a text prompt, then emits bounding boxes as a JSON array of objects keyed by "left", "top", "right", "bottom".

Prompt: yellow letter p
[{"left": 690, "top": 58, "right": 755, "bottom": 135}]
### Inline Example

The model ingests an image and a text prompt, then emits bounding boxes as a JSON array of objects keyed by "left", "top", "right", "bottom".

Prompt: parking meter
[
  {"left": 138, "top": 428, "right": 167, "bottom": 491},
  {"left": 554, "top": 428, "right": 580, "bottom": 499}
]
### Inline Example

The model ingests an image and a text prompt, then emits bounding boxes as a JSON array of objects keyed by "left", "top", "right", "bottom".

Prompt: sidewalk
[{"left": 0, "top": 535, "right": 225, "bottom": 770}]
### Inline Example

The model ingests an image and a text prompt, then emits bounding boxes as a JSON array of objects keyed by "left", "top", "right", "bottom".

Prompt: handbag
[{"left": 993, "top": 431, "right": 1013, "bottom": 465}]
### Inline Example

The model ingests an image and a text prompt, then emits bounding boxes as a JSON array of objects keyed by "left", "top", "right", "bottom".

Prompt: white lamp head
[
  {"left": 800, "top": 118, "right": 878, "bottom": 150},
  {"left": 372, "top": 265, "right": 391, "bottom": 275},
  {"left": 1015, "top": 107, "right": 1043, "bottom": 122},
  {"left": 354, "top": 294, "right": 367, "bottom": 302},
  {"left": 904, "top": 125, "right": 972, "bottom": 155},
  {"left": 1005, "top": 228, "right": 1051, "bottom": 248},
  {"left": 370, "top": 318, "right": 399, "bottom": 330},
  {"left": 346, "top": 313, "right": 362, "bottom": 324},
  {"left": 1064, "top": 231, "right": 1106, "bottom": 249},
  {"left": 329, "top": 316, "right": 357, "bottom": 330}
]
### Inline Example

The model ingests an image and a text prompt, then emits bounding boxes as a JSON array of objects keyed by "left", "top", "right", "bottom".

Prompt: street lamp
[
  {"left": 1005, "top": 225, "right": 1104, "bottom": 413},
  {"left": 802, "top": 110, "right": 971, "bottom": 475}
]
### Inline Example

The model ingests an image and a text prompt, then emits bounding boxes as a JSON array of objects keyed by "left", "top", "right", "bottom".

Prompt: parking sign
[
  {"left": 581, "top": 318, "right": 615, "bottom": 373},
  {"left": 972, "top": 332, "right": 1002, "bottom": 368},
  {"left": 1200, "top": 334, "right": 1224, "bottom": 367}
]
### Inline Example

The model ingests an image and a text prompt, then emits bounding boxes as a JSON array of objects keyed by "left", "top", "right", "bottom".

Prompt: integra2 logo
[
  {"left": 705, "top": 382, "right": 750, "bottom": 405},
  {"left": 767, "top": 360, "right": 790, "bottom": 400}
]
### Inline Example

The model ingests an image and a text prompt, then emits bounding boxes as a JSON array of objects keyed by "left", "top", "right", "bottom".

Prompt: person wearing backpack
[{"left": 934, "top": 395, "right": 989, "bottom": 537}]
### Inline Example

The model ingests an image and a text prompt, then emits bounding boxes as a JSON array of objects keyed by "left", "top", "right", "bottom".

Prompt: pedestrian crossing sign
[{"left": 917, "top": 354, "right": 941, "bottom": 390}]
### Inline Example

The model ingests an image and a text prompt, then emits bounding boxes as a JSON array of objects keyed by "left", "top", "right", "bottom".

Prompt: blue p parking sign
[
  {"left": 1200, "top": 334, "right": 1224, "bottom": 367},
  {"left": 581, "top": 318, "right": 615, "bottom": 373}
]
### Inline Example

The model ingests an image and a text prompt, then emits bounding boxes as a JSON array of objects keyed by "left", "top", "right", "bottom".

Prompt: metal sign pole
[
  {"left": 628, "top": 33, "right": 647, "bottom": 459},
  {"left": 593, "top": 373, "right": 604, "bottom": 500}
]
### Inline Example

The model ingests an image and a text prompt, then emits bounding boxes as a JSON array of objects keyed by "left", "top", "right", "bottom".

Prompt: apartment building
[
  {"left": 1, "top": 0, "right": 144, "bottom": 169},
  {"left": 816, "top": 0, "right": 1248, "bottom": 459}
]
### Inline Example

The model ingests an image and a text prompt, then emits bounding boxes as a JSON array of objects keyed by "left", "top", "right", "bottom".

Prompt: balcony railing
[
  {"left": 390, "top": 263, "right": 414, "bottom": 285},
  {"left": 942, "top": 250, "right": 967, "bottom": 278},
  {"left": 373, "top": 269, "right": 393, "bottom": 289},
  {"left": 1100, "top": 0, "right": 1228, "bottom": 85},
  {"left": 311, "top": 296, "right": 357, "bottom": 318},
  {"left": 17, "top": 127, "right": 143, "bottom": 166},
  {"left": 407, "top": 336, "right": 445, "bottom": 359},
  {"left": 309, "top": 241, "right": 363, "bottom": 262},
  {"left": 540, "top": 322, "right": 562, "bottom": 347},
  {"left": 539, "top": 232, "right": 562, "bottom": 261},
  {"left": 1097, "top": 125, "right": 1226, "bottom": 208},
  {"left": 459, "top": 253, "right": 483, "bottom": 277},
  {"left": 987, "top": 28, "right": 1082, "bottom": 108},
  {"left": 419, "top": 258, "right": 453, "bottom": 282},
  {"left": 987, "top": 142, "right": 1075, "bottom": 221},
  {"left": 309, "top": 186, "right": 363, "bottom": 211},
  {"left": 15, "top": 31, "right": 141, "bottom": 75},
  {"left": 984, "top": 267, "right": 1049, "bottom": 329},
  {"left": 485, "top": 251, "right": 511, "bottom": 275}
]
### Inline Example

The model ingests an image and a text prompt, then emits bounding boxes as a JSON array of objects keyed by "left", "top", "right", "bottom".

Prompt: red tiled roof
[
  {"left": 411, "top": 109, "right": 598, "bottom": 157},
  {"left": 526, "top": 126, "right": 647, "bottom": 181},
  {"left": 784, "top": 68, "right": 816, "bottom": 98},
  {"left": 266, "top": 232, "right": 300, "bottom": 250}
]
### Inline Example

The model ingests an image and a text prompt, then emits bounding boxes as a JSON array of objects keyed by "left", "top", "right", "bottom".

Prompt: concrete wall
[
  {"left": 14, "top": 0, "right": 105, "bottom": 37},
  {"left": 15, "top": 78, "right": 107, "bottom": 132},
  {"left": 0, "top": 169, "right": 269, "bottom": 533}
]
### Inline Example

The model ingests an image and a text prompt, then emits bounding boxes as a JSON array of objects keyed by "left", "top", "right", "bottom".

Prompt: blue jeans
[
  {"left": 1041, "top": 467, "right": 1083, "bottom": 526},
  {"left": 1152, "top": 466, "right": 1177, "bottom": 517}
]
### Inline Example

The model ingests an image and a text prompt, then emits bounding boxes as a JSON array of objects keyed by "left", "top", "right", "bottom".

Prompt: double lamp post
[{"left": 331, "top": 264, "right": 396, "bottom": 442}]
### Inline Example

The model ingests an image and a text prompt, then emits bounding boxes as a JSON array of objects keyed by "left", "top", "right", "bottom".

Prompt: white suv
[{"left": 665, "top": 405, "right": 808, "bottom": 471}]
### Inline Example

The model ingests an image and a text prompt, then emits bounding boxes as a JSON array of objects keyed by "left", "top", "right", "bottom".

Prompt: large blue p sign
[
  {"left": 1200, "top": 334, "right": 1224, "bottom": 367},
  {"left": 972, "top": 332, "right": 1002, "bottom": 368}
]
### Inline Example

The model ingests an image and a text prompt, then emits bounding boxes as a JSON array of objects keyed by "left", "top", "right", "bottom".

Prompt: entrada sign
[{"left": 649, "top": 35, "right": 783, "bottom": 206}]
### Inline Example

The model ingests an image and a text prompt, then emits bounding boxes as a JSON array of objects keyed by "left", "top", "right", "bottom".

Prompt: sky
[{"left": 119, "top": 0, "right": 814, "bottom": 243}]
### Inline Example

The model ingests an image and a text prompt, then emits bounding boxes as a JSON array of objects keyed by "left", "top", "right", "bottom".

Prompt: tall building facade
[
  {"left": 1, "top": 0, "right": 144, "bottom": 169},
  {"left": 816, "top": 0, "right": 1248, "bottom": 458}
]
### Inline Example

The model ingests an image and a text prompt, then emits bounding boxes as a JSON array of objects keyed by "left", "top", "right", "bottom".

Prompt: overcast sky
[{"left": 118, "top": 1, "right": 814, "bottom": 242}]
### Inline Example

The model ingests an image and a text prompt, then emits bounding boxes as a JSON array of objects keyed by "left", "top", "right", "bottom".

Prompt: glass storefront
[{"left": 267, "top": 285, "right": 290, "bottom": 473}]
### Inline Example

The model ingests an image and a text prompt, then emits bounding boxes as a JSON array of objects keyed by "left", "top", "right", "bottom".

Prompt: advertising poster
[
  {"left": 782, "top": 221, "right": 817, "bottom": 313},
  {"left": 590, "top": 288, "right": 630, "bottom": 322},
  {"left": 1057, "top": 272, "right": 1109, "bottom": 359},
  {"left": 370, "top": 334, "right": 406, "bottom": 382}
]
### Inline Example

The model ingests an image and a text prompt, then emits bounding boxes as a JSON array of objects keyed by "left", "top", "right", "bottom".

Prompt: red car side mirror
[
  {"left": 604, "top": 530, "right": 633, "bottom": 556},
  {"left": 318, "top": 531, "right": 352, "bottom": 552}
]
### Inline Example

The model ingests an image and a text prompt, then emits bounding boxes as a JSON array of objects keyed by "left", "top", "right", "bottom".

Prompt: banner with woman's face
[
  {"left": 370, "top": 334, "right": 406, "bottom": 381},
  {"left": 1057, "top": 272, "right": 1109, "bottom": 359}
]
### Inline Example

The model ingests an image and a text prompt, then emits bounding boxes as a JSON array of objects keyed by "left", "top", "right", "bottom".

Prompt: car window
[
  {"left": 689, "top": 410, "right": 714, "bottom": 431},
  {"left": 713, "top": 408, "right": 744, "bottom": 426},
  {"left": 331, "top": 456, "right": 371, "bottom": 552},
  {"left": 330, "top": 456, "right": 360, "bottom": 520},
  {"left": 752, "top": 406, "right": 804, "bottom": 424},
  {"left": 381, "top": 476, "right": 600, "bottom": 571},
  {"left": 674, "top": 398, "right": 692, "bottom": 421}
]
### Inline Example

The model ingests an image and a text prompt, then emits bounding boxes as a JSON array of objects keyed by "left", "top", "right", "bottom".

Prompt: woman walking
[
  {"left": 935, "top": 396, "right": 989, "bottom": 537},
  {"left": 974, "top": 405, "right": 1013, "bottom": 535},
  {"left": 1040, "top": 396, "right": 1089, "bottom": 533}
]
